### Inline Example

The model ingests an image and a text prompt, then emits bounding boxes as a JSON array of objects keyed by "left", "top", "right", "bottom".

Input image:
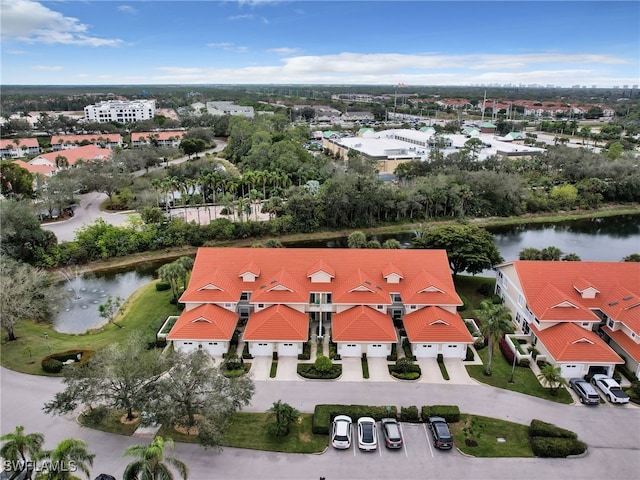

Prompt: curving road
[{"left": 1, "top": 366, "right": 639, "bottom": 480}]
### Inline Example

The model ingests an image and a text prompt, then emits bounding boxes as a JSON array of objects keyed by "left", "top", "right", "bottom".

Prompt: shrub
[
  {"left": 222, "top": 354, "right": 243, "bottom": 372},
  {"left": 530, "top": 437, "right": 587, "bottom": 458},
  {"left": 81, "top": 406, "right": 109, "bottom": 427},
  {"left": 477, "top": 282, "right": 494, "bottom": 297},
  {"left": 361, "top": 356, "right": 369, "bottom": 379},
  {"left": 616, "top": 364, "right": 638, "bottom": 383},
  {"left": 41, "top": 357, "right": 63, "bottom": 373},
  {"left": 298, "top": 341, "right": 311, "bottom": 360},
  {"left": 314, "top": 355, "right": 332, "bottom": 372},
  {"left": 328, "top": 340, "right": 340, "bottom": 360},
  {"left": 242, "top": 343, "right": 253, "bottom": 359},
  {"left": 401, "top": 338, "right": 416, "bottom": 361},
  {"left": 394, "top": 357, "right": 416, "bottom": 374},
  {"left": 297, "top": 363, "right": 341, "bottom": 380},
  {"left": 312, "top": 404, "right": 399, "bottom": 435},
  {"left": 465, "top": 346, "right": 475, "bottom": 361},
  {"left": 421, "top": 405, "right": 460, "bottom": 423},
  {"left": 499, "top": 336, "right": 516, "bottom": 365},
  {"left": 457, "top": 294, "right": 469, "bottom": 312},
  {"left": 391, "top": 371, "right": 420, "bottom": 380},
  {"left": 155, "top": 281, "right": 171, "bottom": 291},
  {"left": 437, "top": 354, "right": 450, "bottom": 380},
  {"left": 518, "top": 358, "right": 531, "bottom": 368},
  {"left": 386, "top": 343, "right": 398, "bottom": 362},
  {"left": 400, "top": 406, "right": 420, "bottom": 422},
  {"left": 529, "top": 419, "right": 577, "bottom": 439},
  {"left": 527, "top": 345, "right": 540, "bottom": 359},
  {"left": 473, "top": 338, "right": 485, "bottom": 351}
]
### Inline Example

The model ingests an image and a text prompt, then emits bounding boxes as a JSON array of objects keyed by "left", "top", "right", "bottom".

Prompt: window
[
  {"left": 517, "top": 294, "right": 524, "bottom": 307},
  {"left": 283, "top": 343, "right": 293, "bottom": 347},
  {"left": 240, "top": 292, "right": 250, "bottom": 301},
  {"left": 258, "top": 343, "right": 268, "bottom": 347},
  {"left": 608, "top": 319, "right": 614, "bottom": 329},
  {"left": 376, "top": 305, "right": 383, "bottom": 310},
  {"left": 515, "top": 313, "right": 522, "bottom": 325},
  {"left": 448, "top": 345, "right": 456, "bottom": 348},
  {"left": 410, "top": 305, "right": 417, "bottom": 310},
  {"left": 347, "top": 344, "right": 357, "bottom": 347},
  {"left": 581, "top": 322, "right": 590, "bottom": 327},
  {"left": 224, "top": 303, "right": 231, "bottom": 308},
  {"left": 502, "top": 276, "right": 509, "bottom": 288},
  {"left": 371, "top": 344, "right": 381, "bottom": 348},
  {"left": 392, "top": 293, "right": 402, "bottom": 302},
  {"left": 258, "top": 304, "right": 264, "bottom": 308}
]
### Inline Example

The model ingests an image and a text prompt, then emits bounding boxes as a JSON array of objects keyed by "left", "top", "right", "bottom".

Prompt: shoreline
[{"left": 60, "top": 204, "right": 640, "bottom": 275}]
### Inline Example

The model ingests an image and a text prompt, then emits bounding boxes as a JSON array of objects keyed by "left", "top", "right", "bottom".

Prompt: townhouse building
[
  {"left": 131, "top": 131, "right": 186, "bottom": 148},
  {"left": 0, "top": 138, "right": 40, "bottom": 158},
  {"left": 51, "top": 134, "right": 122, "bottom": 151},
  {"left": 29, "top": 144, "right": 112, "bottom": 171}
]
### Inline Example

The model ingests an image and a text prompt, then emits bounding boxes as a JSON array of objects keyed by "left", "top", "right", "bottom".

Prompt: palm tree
[
  {"left": 36, "top": 438, "right": 95, "bottom": 480},
  {"left": 0, "top": 425, "right": 44, "bottom": 465},
  {"left": 123, "top": 436, "right": 188, "bottom": 480},
  {"left": 158, "top": 262, "right": 185, "bottom": 302},
  {"left": 267, "top": 400, "right": 300, "bottom": 437},
  {"left": 476, "top": 300, "right": 513, "bottom": 376},
  {"left": 537, "top": 363, "right": 567, "bottom": 396}
]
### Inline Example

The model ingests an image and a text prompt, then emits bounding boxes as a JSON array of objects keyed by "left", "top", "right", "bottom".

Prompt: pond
[{"left": 54, "top": 262, "right": 161, "bottom": 334}]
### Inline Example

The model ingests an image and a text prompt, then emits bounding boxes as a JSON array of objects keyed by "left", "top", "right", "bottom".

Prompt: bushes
[
  {"left": 400, "top": 406, "right": 420, "bottom": 422},
  {"left": 242, "top": 343, "right": 253, "bottom": 359},
  {"left": 361, "top": 355, "right": 369, "bottom": 379},
  {"left": 155, "top": 281, "right": 171, "bottom": 291},
  {"left": 421, "top": 405, "right": 461, "bottom": 423},
  {"left": 529, "top": 419, "right": 586, "bottom": 458},
  {"left": 389, "top": 358, "right": 421, "bottom": 380},
  {"left": 386, "top": 342, "right": 398, "bottom": 362},
  {"left": 499, "top": 336, "right": 515, "bottom": 365},
  {"left": 437, "top": 354, "right": 450, "bottom": 381},
  {"left": 297, "top": 362, "right": 341, "bottom": 380},
  {"left": 297, "top": 341, "right": 311, "bottom": 360},
  {"left": 401, "top": 338, "right": 416, "bottom": 361},
  {"left": 41, "top": 349, "right": 94, "bottom": 373},
  {"left": 465, "top": 346, "right": 475, "bottom": 361},
  {"left": 312, "top": 404, "right": 398, "bottom": 435}
]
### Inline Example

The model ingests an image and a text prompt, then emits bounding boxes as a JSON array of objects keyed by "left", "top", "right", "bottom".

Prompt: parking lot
[{"left": 326, "top": 421, "right": 458, "bottom": 460}]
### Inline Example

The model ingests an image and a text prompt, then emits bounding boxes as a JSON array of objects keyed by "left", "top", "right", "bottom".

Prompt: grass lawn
[
  {"left": 454, "top": 275, "right": 495, "bottom": 311},
  {"left": 450, "top": 414, "right": 533, "bottom": 457},
  {"left": 1, "top": 280, "right": 181, "bottom": 375},
  {"left": 466, "top": 346, "right": 572, "bottom": 404},
  {"left": 158, "top": 413, "right": 327, "bottom": 454},
  {"left": 78, "top": 409, "right": 141, "bottom": 436}
]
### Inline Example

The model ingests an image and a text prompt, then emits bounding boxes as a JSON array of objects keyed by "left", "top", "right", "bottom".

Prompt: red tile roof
[
  {"left": 332, "top": 306, "right": 397, "bottom": 342},
  {"left": 31, "top": 145, "right": 111, "bottom": 166},
  {"left": 131, "top": 131, "right": 186, "bottom": 141},
  {"left": 242, "top": 304, "right": 308, "bottom": 341},
  {"left": 239, "top": 261, "right": 260, "bottom": 276},
  {"left": 12, "top": 160, "right": 56, "bottom": 176},
  {"left": 167, "top": 304, "right": 238, "bottom": 341},
  {"left": 510, "top": 261, "right": 640, "bottom": 329},
  {"left": 307, "top": 259, "right": 336, "bottom": 278},
  {"left": 381, "top": 262, "right": 403, "bottom": 279},
  {"left": 0, "top": 138, "right": 39, "bottom": 148},
  {"left": 52, "top": 133, "right": 122, "bottom": 145},
  {"left": 530, "top": 322, "right": 622, "bottom": 363},
  {"left": 603, "top": 326, "right": 640, "bottom": 363},
  {"left": 403, "top": 307, "right": 473, "bottom": 343}
]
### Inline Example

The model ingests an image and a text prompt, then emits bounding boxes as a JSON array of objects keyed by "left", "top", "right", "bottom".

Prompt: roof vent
[
  {"left": 270, "top": 280, "right": 278, "bottom": 284},
  {"left": 623, "top": 296, "right": 633, "bottom": 301},
  {"left": 609, "top": 301, "right": 618, "bottom": 306},
  {"left": 364, "top": 280, "right": 372, "bottom": 285}
]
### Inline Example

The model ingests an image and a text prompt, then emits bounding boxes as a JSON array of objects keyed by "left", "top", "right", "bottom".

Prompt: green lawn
[
  {"left": 450, "top": 414, "right": 533, "bottom": 457},
  {"left": 1, "top": 280, "right": 181, "bottom": 375},
  {"left": 466, "top": 346, "right": 572, "bottom": 404},
  {"left": 158, "top": 413, "right": 327, "bottom": 454},
  {"left": 454, "top": 275, "right": 495, "bottom": 311}
]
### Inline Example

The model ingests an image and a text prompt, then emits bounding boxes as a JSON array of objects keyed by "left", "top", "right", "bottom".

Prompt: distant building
[
  {"left": 84, "top": 99, "right": 156, "bottom": 123},
  {"left": 204, "top": 101, "right": 254, "bottom": 118},
  {"left": 0, "top": 138, "right": 40, "bottom": 158},
  {"left": 51, "top": 133, "right": 122, "bottom": 151},
  {"left": 131, "top": 131, "right": 186, "bottom": 148}
]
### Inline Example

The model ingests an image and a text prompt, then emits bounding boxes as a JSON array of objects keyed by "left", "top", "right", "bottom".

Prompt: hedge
[
  {"left": 530, "top": 437, "right": 587, "bottom": 457},
  {"left": 529, "top": 419, "right": 577, "bottom": 439},
  {"left": 297, "top": 341, "right": 311, "bottom": 360},
  {"left": 400, "top": 406, "right": 420, "bottom": 422},
  {"left": 155, "top": 281, "right": 171, "bottom": 291},
  {"left": 499, "top": 336, "right": 515, "bottom": 365},
  {"left": 386, "top": 343, "right": 398, "bottom": 362},
  {"left": 312, "top": 404, "right": 399, "bottom": 435},
  {"left": 421, "top": 405, "right": 460, "bottom": 423},
  {"left": 297, "top": 363, "right": 341, "bottom": 379},
  {"left": 41, "top": 349, "right": 94, "bottom": 373}
]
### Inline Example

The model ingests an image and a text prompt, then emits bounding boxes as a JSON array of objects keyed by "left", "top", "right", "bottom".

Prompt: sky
[{"left": 1, "top": 0, "right": 639, "bottom": 87}]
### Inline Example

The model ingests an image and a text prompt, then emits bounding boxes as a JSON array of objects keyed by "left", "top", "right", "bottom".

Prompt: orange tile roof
[
  {"left": 307, "top": 259, "right": 336, "bottom": 278},
  {"left": 510, "top": 261, "right": 640, "bottom": 325},
  {"left": 403, "top": 307, "right": 474, "bottom": 343},
  {"left": 242, "top": 305, "right": 308, "bottom": 341},
  {"left": 251, "top": 267, "right": 310, "bottom": 304},
  {"left": 333, "top": 269, "right": 391, "bottom": 305},
  {"left": 381, "top": 262, "right": 403, "bottom": 279},
  {"left": 131, "top": 131, "right": 186, "bottom": 141},
  {"left": 12, "top": 160, "right": 56, "bottom": 176},
  {"left": 31, "top": 145, "right": 111, "bottom": 166},
  {"left": 181, "top": 267, "right": 241, "bottom": 303},
  {"left": 239, "top": 261, "right": 260, "bottom": 276},
  {"left": 332, "top": 306, "right": 397, "bottom": 342},
  {"left": 402, "top": 270, "right": 462, "bottom": 306},
  {"left": 530, "top": 322, "right": 622, "bottom": 363},
  {"left": 167, "top": 304, "right": 238, "bottom": 341},
  {"left": 603, "top": 326, "right": 640, "bottom": 363},
  {"left": 0, "top": 138, "right": 39, "bottom": 148},
  {"left": 52, "top": 133, "right": 122, "bottom": 145}
]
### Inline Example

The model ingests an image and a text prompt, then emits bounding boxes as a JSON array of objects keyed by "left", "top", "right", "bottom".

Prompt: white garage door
[
  {"left": 203, "top": 341, "right": 226, "bottom": 356},
  {"left": 414, "top": 344, "right": 437, "bottom": 358},
  {"left": 339, "top": 343, "right": 362, "bottom": 357},
  {"left": 277, "top": 342, "right": 300, "bottom": 357},
  {"left": 442, "top": 344, "right": 462, "bottom": 358},
  {"left": 366, "top": 344, "right": 388, "bottom": 357},
  {"left": 250, "top": 342, "right": 273, "bottom": 356},
  {"left": 560, "top": 364, "right": 581, "bottom": 378}
]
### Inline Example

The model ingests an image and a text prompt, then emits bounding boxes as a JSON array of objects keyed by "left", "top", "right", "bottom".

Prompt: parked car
[
  {"left": 380, "top": 418, "right": 403, "bottom": 449},
  {"left": 591, "top": 374, "right": 630, "bottom": 404},
  {"left": 569, "top": 378, "right": 600, "bottom": 405},
  {"left": 428, "top": 416, "right": 454, "bottom": 450},
  {"left": 357, "top": 417, "right": 378, "bottom": 451},
  {"left": 331, "top": 415, "right": 353, "bottom": 449}
]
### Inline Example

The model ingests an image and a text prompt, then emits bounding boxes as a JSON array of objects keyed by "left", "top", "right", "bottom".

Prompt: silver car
[{"left": 569, "top": 378, "right": 600, "bottom": 405}]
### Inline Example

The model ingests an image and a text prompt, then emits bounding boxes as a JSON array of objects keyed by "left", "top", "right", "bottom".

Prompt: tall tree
[
  {"left": 123, "top": 436, "right": 188, "bottom": 480},
  {"left": 146, "top": 349, "right": 255, "bottom": 448},
  {"left": 411, "top": 224, "right": 503, "bottom": 276},
  {"left": 44, "top": 334, "right": 170, "bottom": 421},
  {"left": 0, "top": 256, "right": 67, "bottom": 341},
  {"left": 0, "top": 200, "right": 58, "bottom": 265},
  {"left": 0, "top": 162, "right": 34, "bottom": 198},
  {"left": 537, "top": 363, "right": 567, "bottom": 396},
  {"left": 0, "top": 425, "right": 44, "bottom": 465},
  {"left": 476, "top": 300, "right": 513, "bottom": 376},
  {"left": 35, "top": 438, "right": 94, "bottom": 480}
]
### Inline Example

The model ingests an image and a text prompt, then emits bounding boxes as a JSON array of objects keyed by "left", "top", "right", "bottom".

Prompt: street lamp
[{"left": 44, "top": 332, "right": 51, "bottom": 353}]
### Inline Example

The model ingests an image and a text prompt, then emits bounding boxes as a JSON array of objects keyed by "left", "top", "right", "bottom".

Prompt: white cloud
[
  {"left": 206, "top": 42, "right": 248, "bottom": 53},
  {"left": 32, "top": 65, "right": 62, "bottom": 71},
  {"left": 267, "top": 47, "right": 301, "bottom": 56},
  {"left": 0, "top": 0, "right": 124, "bottom": 47},
  {"left": 118, "top": 5, "right": 138, "bottom": 15},
  {"left": 228, "top": 14, "right": 254, "bottom": 21}
]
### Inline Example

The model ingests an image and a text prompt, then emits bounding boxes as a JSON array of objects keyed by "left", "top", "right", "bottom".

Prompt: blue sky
[{"left": 1, "top": 0, "right": 639, "bottom": 86}]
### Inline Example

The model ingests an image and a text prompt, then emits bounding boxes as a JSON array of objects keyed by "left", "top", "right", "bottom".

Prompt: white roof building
[{"left": 84, "top": 100, "right": 156, "bottom": 124}]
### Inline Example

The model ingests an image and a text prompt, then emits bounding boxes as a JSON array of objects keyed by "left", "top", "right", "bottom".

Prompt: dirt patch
[
  {"left": 173, "top": 414, "right": 204, "bottom": 436},
  {"left": 120, "top": 413, "right": 140, "bottom": 425}
]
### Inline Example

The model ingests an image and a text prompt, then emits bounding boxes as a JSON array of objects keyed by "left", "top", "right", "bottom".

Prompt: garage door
[
  {"left": 203, "top": 341, "right": 226, "bottom": 356},
  {"left": 250, "top": 342, "right": 273, "bottom": 356},
  {"left": 442, "top": 344, "right": 462, "bottom": 358},
  {"left": 366, "top": 344, "right": 388, "bottom": 357},
  {"left": 560, "top": 364, "right": 582, "bottom": 378},
  {"left": 339, "top": 343, "right": 362, "bottom": 357},
  {"left": 277, "top": 342, "right": 299, "bottom": 357},
  {"left": 414, "top": 344, "right": 437, "bottom": 358}
]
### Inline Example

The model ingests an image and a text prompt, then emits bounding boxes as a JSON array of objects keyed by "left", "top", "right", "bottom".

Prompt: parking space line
[
  {"left": 399, "top": 423, "right": 408, "bottom": 458},
  {"left": 423, "top": 423, "right": 434, "bottom": 458}
]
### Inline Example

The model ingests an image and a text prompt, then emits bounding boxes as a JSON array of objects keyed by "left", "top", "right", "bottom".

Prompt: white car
[
  {"left": 357, "top": 417, "right": 378, "bottom": 451},
  {"left": 331, "top": 415, "right": 353, "bottom": 449},
  {"left": 591, "top": 374, "right": 630, "bottom": 404}
]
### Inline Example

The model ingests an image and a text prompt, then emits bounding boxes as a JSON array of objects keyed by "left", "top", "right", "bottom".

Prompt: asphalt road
[{"left": 1, "top": 367, "right": 639, "bottom": 480}]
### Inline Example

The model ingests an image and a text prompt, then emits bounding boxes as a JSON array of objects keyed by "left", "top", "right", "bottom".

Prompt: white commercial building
[{"left": 84, "top": 100, "right": 156, "bottom": 123}]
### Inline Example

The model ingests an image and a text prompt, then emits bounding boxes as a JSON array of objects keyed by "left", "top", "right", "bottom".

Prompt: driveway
[
  {"left": 367, "top": 357, "right": 393, "bottom": 382},
  {"left": 275, "top": 356, "right": 300, "bottom": 381}
]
